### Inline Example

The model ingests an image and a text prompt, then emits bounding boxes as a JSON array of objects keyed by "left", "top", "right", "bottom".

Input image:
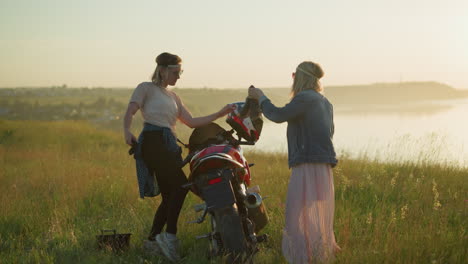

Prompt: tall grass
[{"left": 0, "top": 120, "right": 466, "bottom": 263}]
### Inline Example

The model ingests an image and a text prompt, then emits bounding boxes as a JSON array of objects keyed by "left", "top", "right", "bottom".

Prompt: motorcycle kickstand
[
  {"left": 195, "top": 232, "right": 215, "bottom": 240},
  {"left": 187, "top": 205, "right": 211, "bottom": 224}
]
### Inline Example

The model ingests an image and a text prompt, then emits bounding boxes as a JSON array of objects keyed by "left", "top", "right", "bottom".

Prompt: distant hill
[{"left": 1, "top": 82, "right": 467, "bottom": 126}]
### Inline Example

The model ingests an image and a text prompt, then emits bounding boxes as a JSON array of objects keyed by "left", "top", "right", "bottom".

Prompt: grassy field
[{"left": 0, "top": 120, "right": 466, "bottom": 263}]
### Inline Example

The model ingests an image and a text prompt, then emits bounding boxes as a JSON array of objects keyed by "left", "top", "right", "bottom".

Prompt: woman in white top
[{"left": 123, "top": 52, "right": 233, "bottom": 262}]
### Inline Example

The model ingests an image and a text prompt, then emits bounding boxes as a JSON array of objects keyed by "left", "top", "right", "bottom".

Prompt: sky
[{"left": 1, "top": 0, "right": 467, "bottom": 89}]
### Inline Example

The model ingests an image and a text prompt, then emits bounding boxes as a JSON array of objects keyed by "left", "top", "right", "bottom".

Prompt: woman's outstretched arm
[
  {"left": 175, "top": 95, "right": 234, "bottom": 128},
  {"left": 259, "top": 94, "right": 307, "bottom": 123},
  {"left": 123, "top": 102, "right": 139, "bottom": 145},
  {"left": 249, "top": 86, "right": 307, "bottom": 123}
]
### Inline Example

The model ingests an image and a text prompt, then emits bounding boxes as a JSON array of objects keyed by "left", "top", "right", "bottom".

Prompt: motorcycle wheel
[
  {"left": 212, "top": 204, "right": 248, "bottom": 263},
  {"left": 208, "top": 215, "right": 222, "bottom": 257}
]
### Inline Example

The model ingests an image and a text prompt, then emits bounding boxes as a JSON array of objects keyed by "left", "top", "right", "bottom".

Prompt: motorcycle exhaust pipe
[
  {"left": 244, "top": 192, "right": 263, "bottom": 209},
  {"left": 244, "top": 192, "right": 269, "bottom": 233}
]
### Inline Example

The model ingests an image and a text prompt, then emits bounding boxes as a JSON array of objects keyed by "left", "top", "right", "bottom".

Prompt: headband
[
  {"left": 157, "top": 64, "right": 181, "bottom": 68},
  {"left": 296, "top": 66, "right": 318, "bottom": 79}
]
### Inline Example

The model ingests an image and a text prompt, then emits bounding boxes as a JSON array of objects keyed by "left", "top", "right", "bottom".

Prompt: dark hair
[
  {"left": 151, "top": 52, "right": 182, "bottom": 84},
  {"left": 156, "top": 52, "right": 182, "bottom": 66}
]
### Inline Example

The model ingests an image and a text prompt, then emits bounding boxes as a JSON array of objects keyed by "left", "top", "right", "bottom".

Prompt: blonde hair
[
  {"left": 151, "top": 65, "right": 165, "bottom": 86},
  {"left": 291, "top": 61, "right": 324, "bottom": 97},
  {"left": 151, "top": 52, "right": 182, "bottom": 85}
]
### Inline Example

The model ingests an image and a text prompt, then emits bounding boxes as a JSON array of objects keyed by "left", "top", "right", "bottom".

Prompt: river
[{"left": 251, "top": 98, "right": 468, "bottom": 168}]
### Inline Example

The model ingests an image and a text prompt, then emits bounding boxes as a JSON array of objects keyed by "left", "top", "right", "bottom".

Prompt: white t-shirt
[{"left": 129, "top": 82, "right": 182, "bottom": 132}]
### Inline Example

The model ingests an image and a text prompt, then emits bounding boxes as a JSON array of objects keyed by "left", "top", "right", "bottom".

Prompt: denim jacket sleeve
[
  {"left": 330, "top": 104, "right": 335, "bottom": 136},
  {"left": 259, "top": 93, "right": 309, "bottom": 123}
]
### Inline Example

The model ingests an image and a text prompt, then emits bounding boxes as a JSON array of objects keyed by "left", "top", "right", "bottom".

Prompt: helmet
[{"left": 226, "top": 98, "right": 263, "bottom": 142}]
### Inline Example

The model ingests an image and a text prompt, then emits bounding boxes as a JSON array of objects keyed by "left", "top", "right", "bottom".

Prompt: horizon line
[{"left": 0, "top": 81, "right": 466, "bottom": 90}]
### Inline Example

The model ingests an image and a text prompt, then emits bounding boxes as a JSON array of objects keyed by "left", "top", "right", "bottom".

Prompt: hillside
[{"left": 0, "top": 120, "right": 466, "bottom": 263}]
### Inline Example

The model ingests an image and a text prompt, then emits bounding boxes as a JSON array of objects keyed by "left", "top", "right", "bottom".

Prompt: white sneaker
[
  {"left": 156, "top": 232, "right": 181, "bottom": 262},
  {"left": 143, "top": 239, "right": 162, "bottom": 256}
]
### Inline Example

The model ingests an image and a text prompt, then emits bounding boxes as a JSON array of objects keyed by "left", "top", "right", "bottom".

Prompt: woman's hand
[
  {"left": 217, "top": 104, "right": 236, "bottom": 118},
  {"left": 248, "top": 85, "right": 264, "bottom": 100},
  {"left": 124, "top": 129, "right": 137, "bottom": 146}
]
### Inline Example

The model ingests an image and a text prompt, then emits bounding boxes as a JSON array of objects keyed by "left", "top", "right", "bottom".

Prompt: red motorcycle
[{"left": 182, "top": 99, "right": 268, "bottom": 262}]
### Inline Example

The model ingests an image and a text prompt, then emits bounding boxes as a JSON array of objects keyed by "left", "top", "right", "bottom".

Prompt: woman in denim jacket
[{"left": 249, "top": 61, "right": 341, "bottom": 263}]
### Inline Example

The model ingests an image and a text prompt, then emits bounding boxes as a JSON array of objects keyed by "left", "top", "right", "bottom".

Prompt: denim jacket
[
  {"left": 132, "top": 123, "right": 182, "bottom": 198},
  {"left": 259, "top": 90, "right": 337, "bottom": 168}
]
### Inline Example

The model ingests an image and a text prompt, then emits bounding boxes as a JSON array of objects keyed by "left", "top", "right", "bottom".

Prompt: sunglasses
[
  {"left": 167, "top": 65, "right": 183, "bottom": 77},
  {"left": 168, "top": 69, "right": 183, "bottom": 77}
]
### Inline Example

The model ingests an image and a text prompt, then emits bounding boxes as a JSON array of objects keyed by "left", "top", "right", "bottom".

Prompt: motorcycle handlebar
[
  {"left": 236, "top": 141, "right": 255, "bottom": 145},
  {"left": 222, "top": 129, "right": 255, "bottom": 146}
]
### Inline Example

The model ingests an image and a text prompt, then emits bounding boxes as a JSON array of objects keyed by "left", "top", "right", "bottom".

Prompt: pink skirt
[{"left": 282, "top": 163, "right": 339, "bottom": 263}]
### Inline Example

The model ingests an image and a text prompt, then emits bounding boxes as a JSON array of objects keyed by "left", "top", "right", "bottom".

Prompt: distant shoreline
[
  {"left": 1, "top": 82, "right": 467, "bottom": 114},
  {"left": 0, "top": 81, "right": 467, "bottom": 91}
]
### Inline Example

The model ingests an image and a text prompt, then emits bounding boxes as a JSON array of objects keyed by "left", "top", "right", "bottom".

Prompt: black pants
[{"left": 141, "top": 131, "right": 188, "bottom": 239}]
